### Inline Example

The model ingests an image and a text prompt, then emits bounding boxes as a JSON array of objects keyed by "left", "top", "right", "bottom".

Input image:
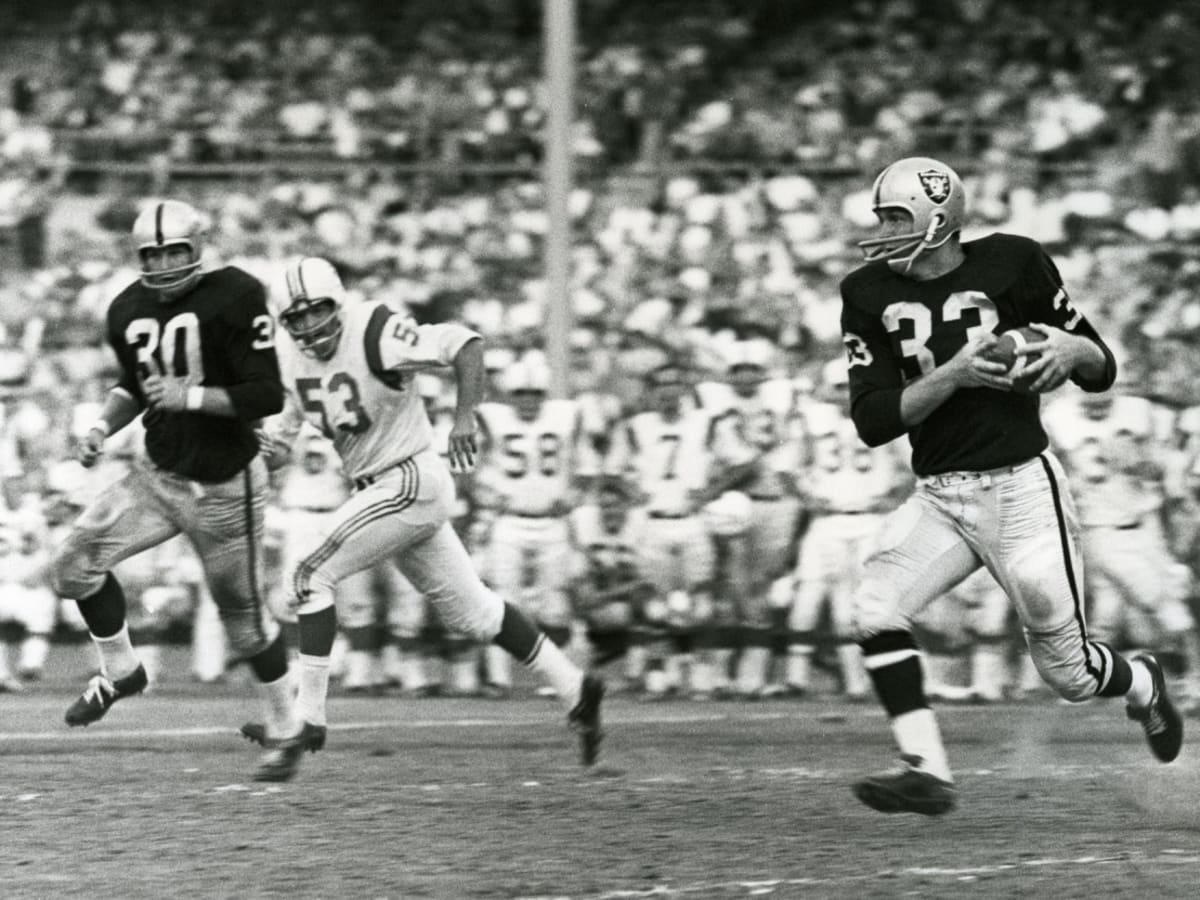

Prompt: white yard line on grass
[
  {"left": 0, "top": 710, "right": 799, "bottom": 742},
  {"left": 522, "top": 852, "right": 1200, "bottom": 899}
]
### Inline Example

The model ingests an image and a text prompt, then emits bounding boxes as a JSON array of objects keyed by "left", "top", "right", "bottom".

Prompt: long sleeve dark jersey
[
  {"left": 839, "top": 233, "right": 1116, "bottom": 477},
  {"left": 106, "top": 265, "right": 283, "bottom": 483}
]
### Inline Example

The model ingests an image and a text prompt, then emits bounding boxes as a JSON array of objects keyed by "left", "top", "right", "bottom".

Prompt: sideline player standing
[
  {"left": 840, "top": 157, "right": 1182, "bottom": 815},
  {"left": 49, "top": 200, "right": 301, "bottom": 776},
  {"left": 245, "top": 256, "right": 604, "bottom": 780}
]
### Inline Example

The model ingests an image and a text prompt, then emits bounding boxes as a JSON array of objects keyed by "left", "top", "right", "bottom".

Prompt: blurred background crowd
[{"left": 1, "top": 0, "right": 1200, "bottom": 704}]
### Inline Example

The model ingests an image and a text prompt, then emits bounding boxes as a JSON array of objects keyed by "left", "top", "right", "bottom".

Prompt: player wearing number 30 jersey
[
  {"left": 837, "top": 157, "right": 1182, "bottom": 817},
  {"left": 245, "top": 256, "right": 605, "bottom": 781},
  {"left": 49, "top": 199, "right": 299, "bottom": 784}
]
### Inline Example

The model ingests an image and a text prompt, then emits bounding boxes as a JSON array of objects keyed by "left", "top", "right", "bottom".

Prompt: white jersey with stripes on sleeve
[
  {"left": 273, "top": 300, "right": 478, "bottom": 483},
  {"left": 268, "top": 298, "right": 505, "bottom": 648}
]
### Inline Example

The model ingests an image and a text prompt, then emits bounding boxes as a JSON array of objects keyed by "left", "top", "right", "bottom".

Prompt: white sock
[
  {"left": 736, "top": 646, "right": 771, "bottom": 694},
  {"left": 664, "top": 653, "right": 687, "bottom": 690},
  {"left": 524, "top": 635, "right": 582, "bottom": 710},
  {"left": 1126, "top": 657, "right": 1154, "bottom": 709},
  {"left": 891, "top": 708, "right": 953, "bottom": 783},
  {"left": 93, "top": 625, "right": 140, "bottom": 680},
  {"left": 449, "top": 653, "right": 479, "bottom": 694},
  {"left": 298, "top": 654, "right": 332, "bottom": 726},
  {"left": 259, "top": 668, "right": 301, "bottom": 739},
  {"left": 624, "top": 645, "right": 648, "bottom": 682},
  {"left": 970, "top": 645, "right": 1008, "bottom": 698},
  {"left": 690, "top": 659, "right": 714, "bottom": 694},
  {"left": 837, "top": 644, "right": 870, "bottom": 697},
  {"left": 140, "top": 644, "right": 162, "bottom": 686},
  {"left": 381, "top": 643, "right": 403, "bottom": 683},
  {"left": 399, "top": 651, "right": 428, "bottom": 690},
  {"left": 486, "top": 644, "right": 512, "bottom": 687},
  {"left": 708, "top": 648, "right": 733, "bottom": 690},
  {"left": 786, "top": 645, "right": 813, "bottom": 689},
  {"left": 19, "top": 634, "right": 50, "bottom": 676},
  {"left": 342, "top": 649, "right": 377, "bottom": 688},
  {"left": 644, "top": 667, "right": 669, "bottom": 695}
]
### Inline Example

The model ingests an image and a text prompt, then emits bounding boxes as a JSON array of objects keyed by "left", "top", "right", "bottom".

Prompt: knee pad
[
  {"left": 48, "top": 539, "right": 105, "bottom": 601},
  {"left": 1025, "top": 622, "right": 1101, "bottom": 703},
  {"left": 221, "top": 605, "right": 278, "bottom": 659}
]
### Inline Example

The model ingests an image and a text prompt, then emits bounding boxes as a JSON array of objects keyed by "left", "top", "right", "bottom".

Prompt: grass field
[{"left": 3, "top": 648, "right": 1199, "bottom": 899}]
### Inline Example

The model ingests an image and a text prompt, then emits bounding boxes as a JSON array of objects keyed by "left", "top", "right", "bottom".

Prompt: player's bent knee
[
  {"left": 426, "top": 584, "right": 504, "bottom": 642},
  {"left": 296, "top": 590, "right": 336, "bottom": 618},
  {"left": 223, "top": 614, "right": 277, "bottom": 659},
  {"left": 48, "top": 546, "right": 105, "bottom": 601},
  {"left": 1028, "top": 651, "right": 1095, "bottom": 703}
]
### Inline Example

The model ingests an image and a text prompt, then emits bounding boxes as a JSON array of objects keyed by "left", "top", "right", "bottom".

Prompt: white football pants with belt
[
  {"left": 852, "top": 451, "right": 1121, "bottom": 702},
  {"left": 290, "top": 449, "right": 504, "bottom": 642}
]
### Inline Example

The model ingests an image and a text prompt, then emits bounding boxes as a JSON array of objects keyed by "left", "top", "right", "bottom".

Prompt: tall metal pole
[{"left": 543, "top": 0, "right": 574, "bottom": 398}]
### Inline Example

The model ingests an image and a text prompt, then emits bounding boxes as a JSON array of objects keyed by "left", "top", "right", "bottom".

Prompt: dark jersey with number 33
[
  {"left": 840, "top": 233, "right": 1116, "bottom": 477},
  {"left": 106, "top": 266, "right": 284, "bottom": 483}
]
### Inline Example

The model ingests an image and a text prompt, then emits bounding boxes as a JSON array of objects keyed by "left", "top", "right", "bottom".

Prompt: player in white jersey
[
  {"left": 475, "top": 351, "right": 585, "bottom": 695},
  {"left": 1045, "top": 390, "right": 1200, "bottom": 694},
  {"left": 606, "top": 361, "right": 719, "bottom": 697},
  {"left": 786, "top": 358, "right": 911, "bottom": 699},
  {"left": 916, "top": 568, "right": 1012, "bottom": 703},
  {"left": 0, "top": 519, "right": 54, "bottom": 690},
  {"left": 244, "top": 257, "right": 604, "bottom": 779},
  {"left": 568, "top": 475, "right": 655, "bottom": 688},
  {"left": 703, "top": 340, "right": 806, "bottom": 696}
]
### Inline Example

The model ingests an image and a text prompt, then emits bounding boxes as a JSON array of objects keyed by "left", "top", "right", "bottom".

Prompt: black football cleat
[
  {"left": 1126, "top": 651, "right": 1183, "bottom": 763},
  {"left": 253, "top": 724, "right": 322, "bottom": 783},
  {"left": 65, "top": 664, "right": 149, "bottom": 727},
  {"left": 853, "top": 755, "right": 957, "bottom": 816},
  {"left": 567, "top": 674, "right": 605, "bottom": 766},
  {"left": 241, "top": 720, "right": 327, "bottom": 753}
]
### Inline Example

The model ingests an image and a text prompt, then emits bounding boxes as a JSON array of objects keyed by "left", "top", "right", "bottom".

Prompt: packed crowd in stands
[{"left": 0, "top": 0, "right": 1199, "bottom": 691}]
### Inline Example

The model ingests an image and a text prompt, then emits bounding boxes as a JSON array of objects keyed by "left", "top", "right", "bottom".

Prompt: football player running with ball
[
  {"left": 840, "top": 157, "right": 1182, "bottom": 816},
  {"left": 244, "top": 257, "right": 604, "bottom": 780},
  {"left": 49, "top": 200, "right": 302, "bottom": 780}
]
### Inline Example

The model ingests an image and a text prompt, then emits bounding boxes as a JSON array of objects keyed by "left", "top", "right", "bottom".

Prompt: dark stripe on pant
[
  {"left": 293, "top": 459, "right": 419, "bottom": 600},
  {"left": 242, "top": 466, "right": 266, "bottom": 647},
  {"left": 1037, "top": 453, "right": 1105, "bottom": 688}
]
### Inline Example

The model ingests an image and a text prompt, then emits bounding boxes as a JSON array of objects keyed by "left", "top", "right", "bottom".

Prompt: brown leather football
[{"left": 982, "top": 327, "right": 1044, "bottom": 393}]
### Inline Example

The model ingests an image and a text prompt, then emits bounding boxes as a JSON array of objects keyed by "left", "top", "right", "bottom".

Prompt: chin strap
[{"left": 894, "top": 213, "right": 947, "bottom": 274}]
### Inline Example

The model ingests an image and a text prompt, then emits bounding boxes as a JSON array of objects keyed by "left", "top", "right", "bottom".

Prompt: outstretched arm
[{"left": 447, "top": 337, "right": 485, "bottom": 472}]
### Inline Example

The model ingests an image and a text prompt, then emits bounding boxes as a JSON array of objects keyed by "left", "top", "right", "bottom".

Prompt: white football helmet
[
  {"left": 501, "top": 351, "right": 551, "bottom": 394},
  {"left": 279, "top": 256, "right": 346, "bottom": 359},
  {"left": 502, "top": 351, "right": 551, "bottom": 421},
  {"left": 858, "top": 157, "right": 965, "bottom": 273},
  {"left": 131, "top": 200, "right": 207, "bottom": 296},
  {"left": 726, "top": 339, "right": 774, "bottom": 395}
]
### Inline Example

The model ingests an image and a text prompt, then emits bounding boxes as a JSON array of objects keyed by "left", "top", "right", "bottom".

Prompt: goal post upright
[{"left": 543, "top": 0, "right": 575, "bottom": 399}]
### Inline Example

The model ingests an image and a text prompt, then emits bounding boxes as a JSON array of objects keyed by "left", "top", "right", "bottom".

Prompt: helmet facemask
[
  {"left": 511, "top": 389, "right": 546, "bottom": 422},
  {"left": 280, "top": 297, "right": 343, "bottom": 360},
  {"left": 859, "top": 209, "right": 953, "bottom": 274},
  {"left": 139, "top": 242, "right": 203, "bottom": 299}
]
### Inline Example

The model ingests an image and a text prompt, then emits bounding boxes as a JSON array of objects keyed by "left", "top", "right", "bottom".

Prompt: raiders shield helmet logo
[{"left": 918, "top": 169, "right": 951, "bottom": 204}]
